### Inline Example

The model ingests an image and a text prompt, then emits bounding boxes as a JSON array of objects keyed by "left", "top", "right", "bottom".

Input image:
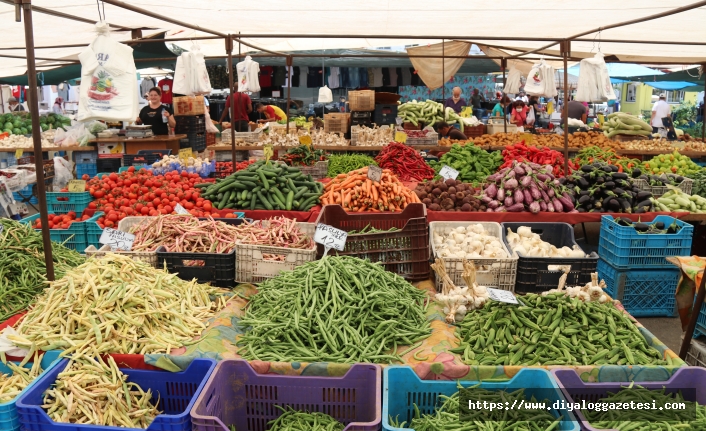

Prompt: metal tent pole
[
  {"left": 442, "top": 40, "right": 445, "bottom": 103},
  {"left": 286, "top": 56, "right": 292, "bottom": 135},
  {"left": 226, "top": 36, "right": 236, "bottom": 166},
  {"left": 17, "top": 0, "right": 54, "bottom": 280},
  {"left": 702, "top": 64, "right": 705, "bottom": 142},
  {"left": 502, "top": 58, "right": 507, "bottom": 134},
  {"left": 562, "top": 41, "right": 570, "bottom": 176}
]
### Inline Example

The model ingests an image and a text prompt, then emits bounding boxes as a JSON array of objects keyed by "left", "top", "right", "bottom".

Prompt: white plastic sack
[
  {"left": 542, "top": 64, "right": 558, "bottom": 98},
  {"left": 523, "top": 64, "right": 545, "bottom": 96},
  {"left": 504, "top": 68, "right": 523, "bottom": 94},
  {"left": 53, "top": 156, "right": 73, "bottom": 189},
  {"left": 77, "top": 23, "right": 138, "bottom": 122},
  {"left": 204, "top": 110, "right": 219, "bottom": 133},
  {"left": 173, "top": 52, "right": 192, "bottom": 95},
  {"left": 190, "top": 44, "right": 212, "bottom": 94},
  {"left": 0, "top": 327, "right": 30, "bottom": 357},
  {"left": 318, "top": 85, "right": 333, "bottom": 103},
  {"left": 526, "top": 107, "right": 536, "bottom": 125},
  {"left": 576, "top": 53, "right": 617, "bottom": 102}
]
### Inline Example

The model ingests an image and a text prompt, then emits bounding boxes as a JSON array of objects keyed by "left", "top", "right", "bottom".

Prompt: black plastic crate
[
  {"left": 374, "top": 104, "right": 398, "bottom": 126},
  {"left": 187, "top": 132, "right": 207, "bottom": 152},
  {"left": 175, "top": 115, "right": 206, "bottom": 134},
  {"left": 137, "top": 149, "right": 172, "bottom": 156},
  {"left": 501, "top": 222, "right": 599, "bottom": 293},
  {"left": 156, "top": 246, "right": 236, "bottom": 287},
  {"left": 351, "top": 118, "right": 373, "bottom": 127},
  {"left": 123, "top": 154, "right": 159, "bottom": 168},
  {"left": 351, "top": 111, "right": 373, "bottom": 119},
  {"left": 96, "top": 157, "right": 122, "bottom": 173}
]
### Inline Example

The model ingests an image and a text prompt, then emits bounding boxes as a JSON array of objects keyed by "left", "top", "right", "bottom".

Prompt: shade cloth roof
[
  {"left": 0, "top": 1, "right": 704, "bottom": 79},
  {"left": 566, "top": 63, "right": 664, "bottom": 78}
]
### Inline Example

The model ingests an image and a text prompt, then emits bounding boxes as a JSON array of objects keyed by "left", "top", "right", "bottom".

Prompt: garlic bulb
[
  {"left": 434, "top": 224, "right": 507, "bottom": 260},
  {"left": 507, "top": 227, "right": 588, "bottom": 258},
  {"left": 541, "top": 271, "right": 610, "bottom": 303}
]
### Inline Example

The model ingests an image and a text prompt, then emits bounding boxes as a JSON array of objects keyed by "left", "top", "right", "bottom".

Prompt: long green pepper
[{"left": 326, "top": 154, "right": 377, "bottom": 178}]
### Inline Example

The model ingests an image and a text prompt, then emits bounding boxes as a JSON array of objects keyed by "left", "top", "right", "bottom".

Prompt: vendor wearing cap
[
  {"left": 436, "top": 121, "right": 467, "bottom": 140},
  {"left": 256, "top": 103, "right": 287, "bottom": 123},
  {"left": 651, "top": 93, "right": 671, "bottom": 133},
  {"left": 7, "top": 97, "right": 25, "bottom": 112}
]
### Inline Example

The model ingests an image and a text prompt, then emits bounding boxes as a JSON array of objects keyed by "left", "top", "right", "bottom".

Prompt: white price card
[
  {"left": 439, "top": 165, "right": 459, "bottom": 180},
  {"left": 395, "top": 116, "right": 403, "bottom": 126},
  {"left": 174, "top": 203, "right": 190, "bottom": 215},
  {"left": 486, "top": 288, "right": 519, "bottom": 305},
  {"left": 68, "top": 180, "right": 86, "bottom": 193},
  {"left": 99, "top": 227, "right": 135, "bottom": 252},
  {"left": 314, "top": 223, "right": 348, "bottom": 254},
  {"left": 0, "top": 225, "right": 3, "bottom": 235},
  {"left": 367, "top": 165, "right": 383, "bottom": 182}
]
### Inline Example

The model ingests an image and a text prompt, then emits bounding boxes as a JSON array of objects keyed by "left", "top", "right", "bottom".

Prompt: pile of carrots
[{"left": 322, "top": 167, "right": 420, "bottom": 212}]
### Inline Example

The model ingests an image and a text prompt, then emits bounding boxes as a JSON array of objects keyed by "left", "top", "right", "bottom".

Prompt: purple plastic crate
[
  {"left": 190, "top": 360, "right": 381, "bottom": 431},
  {"left": 552, "top": 367, "right": 706, "bottom": 431}
]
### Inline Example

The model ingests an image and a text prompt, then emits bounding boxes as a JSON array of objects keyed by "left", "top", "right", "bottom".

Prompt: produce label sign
[
  {"left": 487, "top": 288, "right": 519, "bottom": 304},
  {"left": 439, "top": 165, "right": 459, "bottom": 180},
  {"left": 314, "top": 223, "right": 347, "bottom": 254},
  {"left": 178, "top": 148, "right": 192, "bottom": 161},
  {"left": 174, "top": 203, "right": 190, "bottom": 215},
  {"left": 395, "top": 116, "right": 403, "bottom": 126},
  {"left": 394, "top": 131, "right": 407, "bottom": 143},
  {"left": 99, "top": 227, "right": 135, "bottom": 251},
  {"left": 521, "top": 133, "right": 534, "bottom": 145},
  {"left": 298, "top": 135, "right": 313, "bottom": 148},
  {"left": 263, "top": 144, "right": 273, "bottom": 162},
  {"left": 14, "top": 149, "right": 22, "bottom": 159},
  {"left": 67, "top": 180, "right": 86, "bottom": 193},
  {"left": 367, "top": 165, "right": 383, "bottom": 182}
]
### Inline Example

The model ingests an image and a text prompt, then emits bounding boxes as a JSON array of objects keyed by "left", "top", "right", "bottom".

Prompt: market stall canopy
[
  {"left": 1, "top": 1, "right": 706, "bottom": 66},
  {"left": 566, "top": 63, "right": 665, "bottom": 78},
  {"left": 612, "top": 66, "right": 705, "bottom": 82}
]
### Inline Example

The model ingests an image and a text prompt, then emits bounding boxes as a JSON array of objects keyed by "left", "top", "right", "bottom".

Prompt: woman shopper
[
  {"left": 491, "top": 95, "right": 511, "bottom": 118},
  {"left": 510, "top": 100, "right": 528, "bottom": 130},
  {"left": 135, "top": 87, "right": 175, "bottom": 135},
  {"left": 52, "top": 97, "right": 64, "bottom": 115}
]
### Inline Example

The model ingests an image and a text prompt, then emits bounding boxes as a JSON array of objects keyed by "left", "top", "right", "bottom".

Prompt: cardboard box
[
  {"left": 97, "top": 141, "right": 125, "bottom": 155},
  {"left": 173, "top": 95, "right": 206, "bottom": 116}
]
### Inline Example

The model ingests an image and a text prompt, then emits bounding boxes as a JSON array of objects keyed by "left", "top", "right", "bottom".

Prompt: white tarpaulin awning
[{"left": 0, "top": 1, "right": 704, "bottom": 79}]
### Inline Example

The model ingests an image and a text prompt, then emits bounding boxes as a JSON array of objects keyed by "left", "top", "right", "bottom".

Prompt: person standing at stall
[
  {"left": 52, "top": 97, "right": 64, "bottom": 115},
  {"left": 510, "top": 100, "right": 528, "bottom": 129},
  {"left": 135, "top": 87, "right": 175, "bottom": 135},
  {"left": 491, "top": 95, "right": 511, "bottom": 118},
  {"left": 444, "top": 87, "right": 467, "bottom": 114},
  {"left": 7, "top": 97, "right": 25, "bottom": 112},
  {"left": 470, "top": 89, "right": 486, "bottom": 118},
  {"left": 651, "top": 93, "right": 671, "bottom": 133},
  {"left": 219, "top": 90, "right": 252, "bottom": 132}
]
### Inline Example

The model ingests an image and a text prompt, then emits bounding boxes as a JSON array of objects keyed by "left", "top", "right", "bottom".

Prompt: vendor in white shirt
[{"left": 651, "top": 93, "right": 671, "bottom": 133}]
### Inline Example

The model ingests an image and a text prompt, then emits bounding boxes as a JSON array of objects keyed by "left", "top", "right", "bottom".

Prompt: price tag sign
[
  {"left": 99, "top": 227, "right": 135, "bottom": 252},
  {"left": 367, "top": 165, "right": 382, "bottom": 182},
  {"left": 67, "top": 180, "right": 86, "bottom": 192},
  {"left": 0, "top": 225, "right": 3, "bottom": 235},
  {"left": 439, "top": 165, "right": 459, "bottom": 180},
  {"left": 394, "top": 131, "right": 407, "bottom": 143},
  {"left": 395, "top": 116, "right": 403, "bottom": 126},
  {"left": 314, "top": 223, "right": 348, "bottom": 256},
  {"left": 299, "top": 135, "right": 313, "bottom": 148},
  {"left": 521, "top": 133, "right": 534, "bottom": 145},
  {"left": 263, "top": 144, "right": 273, "bottom": 162},
  {"left": 486, "top": 288, "right": 519, "bottom": 305},
  {"left": 174, "top": 203, "right": 190, "bottom": 215},
  {"left": 179, "top": 148, "right": 192, "bottom": 161},
  {"left": 14, "top": 149, "right": 22, "bottom": 160}
]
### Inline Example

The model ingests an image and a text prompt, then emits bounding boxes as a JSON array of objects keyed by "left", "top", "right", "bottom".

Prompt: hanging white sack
[
  {"left": 575, "top": 59, "right": 597, "bottom": 102},
  {"left": 237, "top": 56, "right": 261, "bottom": 93},
  {"left": 594, "top": 54, "right": 617, "bottom": 101},
  {"left": 542, "top": 64, "right": 558, "bottom": 98},
  {"left": 190, "top": 44, "right": 212, "bottom": 94},
  {"left": 318, "top": 85, "right": 333, "bottom": 103},
  {"left": 172, "top": 52, "right": 192, "bottom": 95},
  {"left": 504, "top": 68, "right": 523, "bottom": 94},
  {"left": 523, "top": 63, "right": 545, "bottom": 96},
  {"left": 77, "top": 22, "right": 138, "bottom": 122}
]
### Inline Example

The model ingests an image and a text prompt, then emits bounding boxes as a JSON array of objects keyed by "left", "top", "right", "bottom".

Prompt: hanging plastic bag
[
  {"left": 526, "top": 107, "right": 536, "bottom": 125},
  {"left": 318, "top": 85, "right": 333, "bottom": 103},
  {"left": 53, "top": 156, "right": 73, "bottom": 189},
  {"left": 504, "top": 68, "right": 523, "bottom": 94},
  {"left": 542, "top": 64, "right": 558, "bottom": 98},
  {"left": 190, "top": 44, "right": 212, "bottom": 95},
  {"left": 523, "top": 63, "right": 545, "bottom": 96},
  {"left": 173, "top": 52, "right": 192, "bottom": 95},
  {"left": 204, "top": 109, "right": 219, "bottom": 133}
]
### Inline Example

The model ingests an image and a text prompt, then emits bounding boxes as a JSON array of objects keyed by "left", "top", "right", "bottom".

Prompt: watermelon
[
  {"left": 4, "top": 122, "right": 12, "bottom": 130},
  {"left": 12, "top": 128, "right": 20, "bottom": 135},
  {"left": 40, "top": 124, "right": 49, "bottom": 132},
  {"left": 20, "top": 127, "right": 27, "bottom": 134},
  {"left": 12, "top": 120, "right": 21, "bottom": 128}
]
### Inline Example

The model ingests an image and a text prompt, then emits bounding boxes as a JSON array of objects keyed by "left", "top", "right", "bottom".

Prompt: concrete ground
[{"left": 575, "top": 222, "right": 684, "bottom": 353}]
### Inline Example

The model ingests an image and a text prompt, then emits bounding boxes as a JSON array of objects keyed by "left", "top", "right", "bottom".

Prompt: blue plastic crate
[
  {"left": 84, "top": 211, "right": 104, "bottom": 250},
  {"left": 12, "top": 185, "right": 37, "bottom": 205},
  {"left": 0, "top": 351, "right": 62, "bottom": 431},
  {"left": 94, "top": 172, "right": 112, "bottom": 179},
  {"left": 597, "top": 259, "right": 680, "bottom": 317},
  {"left": 16, "top": 357, "right": 216, "bottom": 431},
  {"left": 382, "top": 366, "right": 578, "bottom": 431},
  {"left": 75, "top": 163, "right": 97, "bottom": 179},
  {"left": 598, "top": 215, "right": 693, "bottom": 270},
  {"left": 45, "top": 192, "right": 92, "bottom": 214},
  {"left": 72, "top": 152, "right": 98, "bottom": 164},
  {"left": 20, "top": 213, "right": 89, "bottom": 251},
  {"left": 0, "top": 152, "right": 17, "bottom": 167}
]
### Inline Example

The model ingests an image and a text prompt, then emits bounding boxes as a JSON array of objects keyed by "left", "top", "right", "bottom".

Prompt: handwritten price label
[
  {"left": 314, "top": 223, "right": 347, "bottom": 255},
  {"left": 486, "top": 288, "right": 519, "bottom": 305},
  {"left": 67, "top": 180, "right": 86, "bottom": 192},
  {"left": 99, "top": 227, "right": 135, "bottom": 252},
  {"left": 178, "top": 148, "right": 192, "bottom": 161},
  {"left": 394, "top": 131, "right": 407, "bottom": 143},
  {"left": 367, "top": 165, "right": 382, "bottom": 182},
  {"left": 299, "top": 135, "right": 313, "bottom": 148},
  {"left": 174, "top": 203, "right": 190, "bottom": 215},
  {"left": 263, "top": 144, "right": 273, "bottom": 162},
  {"left": 439, "top": 165, "right": 459, "bottom": 180},
  {"left": 14, "top": 149, "right": 22, "bottom": 160}
]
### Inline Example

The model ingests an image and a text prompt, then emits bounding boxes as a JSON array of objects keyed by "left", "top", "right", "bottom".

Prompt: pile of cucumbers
[
  {"left": 601, "top": 112, "right": 653, "bottom": 138},
  {"left": 197, "top": 160, "right": 322, "bottom": 211}
]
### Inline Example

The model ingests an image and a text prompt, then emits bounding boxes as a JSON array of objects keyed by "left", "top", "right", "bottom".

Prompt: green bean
[
  {"left": 267, "top": 407, "right": 344, "bottom": 431},
  {"left": 237, "top": 256, "right": 431, "bottom": 364},
  {"left": 0, "top": 219, "right": 84, "bottom": 322},
  {"left": 326, "top": 154, "right": 377, "bottom": 178},
  {"left": 453, "top": 293, "right": 668, "bottom": 366}
]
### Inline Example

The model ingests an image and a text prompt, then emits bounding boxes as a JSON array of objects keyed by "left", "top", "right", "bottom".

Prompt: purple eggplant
[
  {"left": 523, "top": 189, "right": 533, "bottom": 204},
  {"left": 553, "top": 179, "right": 562, "bottom": 187},
  {"left": 536, "top": 174, "right": 551, "bottom": 183},
  {"left": 506, "top": 203, "right": 524, "bottom": 212},
  {"left": 485, "top": 183, "right": 498, "bottom": 198},
  {"left": 514, "top": 189, "right": 524, "bottom": 204},
  {"left": 547, "top": 188, "right": 555, "bottom": 198},
  {"left": 530, "top": 184, "right": 542, "bottom": 201},
  {"left": 504, "top": 178, "right": 519, "bottom": 190},
  {"left": 540, "top": 188, "right": 550, "bottom": 202},
  {"left": 497, "top": 187, "right": 505, "bottom": 202},
  {"left": 539, "top": 201, "right": 548, "bottom": 212},
  {"left": 547, "top": 202, "right": 555, "bottom": 212},
  {"left": 559, "top": 192, "right": 575, "bottom": 211},
  {"left": 495, "top": 205, "right": 506, "bottom": 212},
  {"left": 529, "top": 201, "right": 541, "bottom": 214},
  {"left": 481, "top": 195, "right": 493, "bottom": 204},
  {"left": 505, "top": 170, "right": 516, "bottom": 179},
  {"left": 529, "top": 162, "right": 542, "bottom": 169},
  {"left": 485, "top": 173, "right": 499, "bottom": 183},
  {"left": 552, "top": 198, "right": 564, "bottom": 212},
  {"left": 486, "top": 208, "right": 494, "bottom": 212},
  {"left": 521, "top": 176, "right": 533, "bottom": 188},
  {"left": 488, "top": 200, "right": 500, "bottom": 209},
  {"left": 514, "top": 164, "right": 525, "bottom": 176},
  {"left": 525, "top": 166, "right": 534, "bottom": 175},
  {"left": 504, "top": 196, "right": 514, "bottom": 207},
  {"left": 537, "top": 180, "right": 549, "bottom": 191}
]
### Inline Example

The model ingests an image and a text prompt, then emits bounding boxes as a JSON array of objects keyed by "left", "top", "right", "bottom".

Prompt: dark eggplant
[
  {"left": 618, "top": 198, "right": 631, "bottom": 213},
  {"left": 579, "top": 190, "right": 590, "bottom": 196},
  {"left": 595, "top": 176, "right": 605, "bottom": 185},
  {"left": 636, "top": 191, "right": 652, "bottom": 201},
  {"left": 631, "top": 168, "right": 642, "bottom": 178},
  {"left": 611, "top": 172, "right": 629, "bottom": 181},
  {"left": 577, "top": 177, "right": 589, "bottom": 188},
  {"left": 614, "top": 188, "right": 626, "bottom": 196},
  {"left": 635, "top": 207, "right": 646, "bottom": 214},
  {"left": 578, "top": 195, "right": 591, "bottom": 205},
  {"left": 667, "top": 224, "right": 680, "bottom": 234},
  {"left": 654, "top": 222, "right": 665, "bottom": 230},
  {"left": 603, "top": 181, "right": 615, "bottom": 190},
  {"left": 634, "top": 222, "right": 650, "bottom": 232},
  {"left": 577, "top": 207, "right": 587, "bottom": 213},
  {"left": 607, "top": 198, "right": 621, "bottom": 212},
  {"left": 581, "top": 165, "right": 595, "bottom": 173},
  {"left": 616, "top": 218, "right": 633, "bottom": 227}
]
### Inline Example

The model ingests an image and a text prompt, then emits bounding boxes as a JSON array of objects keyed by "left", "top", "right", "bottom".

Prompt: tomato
[
  {"left": 109, "top": 173, "right": 118, "bottom": 181},
  {"left": 81, "top": 174, "right": 90, "bottom": 181},
  {"left": 107, "top": 213, "right": 118, "bottom": 222},
  {"left": 94, "top": 190, "right": 105, "bottom": 199},
  {"left": 104, "top": 220, "right": 114, "bottom": 228},
  {"left": 140, "top": 206, "right": 150, "bottom": 215},
  {"left": 88, "top": 202, "right": 97, "bottom": 209},
  {"left": 163, "top": 205, "right": 173, "bottom": 214},
  {"left": 203, "top": 202, "right": 212, "bottom": 211}
]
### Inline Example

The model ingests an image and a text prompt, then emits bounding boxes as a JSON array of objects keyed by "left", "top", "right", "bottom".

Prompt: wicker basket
[
  {"left": 323, "top": 113, "right": 350, "bottom": 134},
  {"left": 348, "top": 90, "right": 375, "bottom": 111}
]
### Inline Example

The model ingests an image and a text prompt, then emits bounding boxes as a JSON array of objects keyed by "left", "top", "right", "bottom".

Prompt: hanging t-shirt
[
  {"left": 138, "top": 104, "right": 173, "bottom": 135},
  {"left": 382, "top": 68, "right": 391, "bottom": 86},
  {"left": 292, "top": 67, "right": 300, "bottom": 87},
  {"left": 328, "top": 67, "right": 340, "bottom": 89},
  {"left": 349, "top": 68, "right": 360, "bottom": 89},
  {"left": 272, "top": 67, "right": 286, "bottom": 87},
  {"left": 373, "top": 68, "right": 384, "bottom": 87},
  {"left": 401, "top": 68, "right": 412, "bottom": 86},
  {"left": 157, "top": 78, "right": 173, "bottom": 104},
  {"left": 57, "top": 83, "right": 70, "bottom": 101},
  {"left": 307, "top": 67, "right": 322, "bottom": 88},
  {"left": 389, "top": 68, "right": 398, "bottom": 87},
  {"left": 236, "top": 56, "right": 261, "bottom": 93},
  {"left": 367, "top": 68, "right": 374, "bottom": 87},
  {"left": 140, "top": 78, "right": 155, "bottom": 97},
  {"left": 359, "top": 68, "right": 368, "bottom": 88},
  {"left": 259, "top": 66, "right": 273, "bottom": 88}
]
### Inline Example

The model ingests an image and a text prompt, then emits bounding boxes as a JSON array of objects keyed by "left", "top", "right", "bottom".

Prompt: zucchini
[{"left": 257, "top": 191, "right": 273, "bottom": 210}]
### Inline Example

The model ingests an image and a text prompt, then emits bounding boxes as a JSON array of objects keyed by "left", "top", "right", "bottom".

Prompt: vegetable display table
[
  {"left": 89, "top": 135, "right": 187, "bottom": 155},
  {"left": 425, "top": 210, "right": 690, "bottom": 224}
]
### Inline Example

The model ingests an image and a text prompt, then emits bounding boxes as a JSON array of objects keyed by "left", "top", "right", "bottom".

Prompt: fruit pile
[
  {"left": 32, "top": 211, "right": 93, "bottom": 229},
  {"left": 643, "top": 151, "right": 703, "bottom": 176}
]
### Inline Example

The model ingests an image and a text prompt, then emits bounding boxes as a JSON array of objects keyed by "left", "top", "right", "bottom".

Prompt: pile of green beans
[
  {"left": 268, "top": 408, "right": 344, "bottom": 431},
  {"left": 348, "top": 224, "right": 399, "bottom": 235},
  {"left": 585, "top": 385, "right": 706, "bottom": 430},
  {"left": 327, "top": 154, "right": 377, "bottom": 178},
  {"left": 237, "top": 256, "right": 431, "bottom": 364},
  {"left": 451, "top": 292, "right": 669, "bottom": 366},
  {"left": 388, "top": 386, "right": 561, "bottom": 430},
  {"left": 0, "top": 219, "right": 84, "bottom": 322}
]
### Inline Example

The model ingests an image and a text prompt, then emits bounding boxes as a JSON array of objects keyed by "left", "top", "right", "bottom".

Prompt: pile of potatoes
[{"left": 414, "top": 178, "right": 486, "bottom": 212}]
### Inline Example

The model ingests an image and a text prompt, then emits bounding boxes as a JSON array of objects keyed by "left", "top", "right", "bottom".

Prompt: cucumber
[
  {"left": 257, "top": 171, "right": 270, "bottom": 190},
  {"left": 285, "top": 190, "right": 294, "bottom": 211},
  {"left": 271, "top": 187, "right": 286, "bottom": 204},
  {"left": 249, "top": 193, "right": 257, "bottom": 210},
  {"left": 257, "top": 191, "right": 273, "bottom": 210}
]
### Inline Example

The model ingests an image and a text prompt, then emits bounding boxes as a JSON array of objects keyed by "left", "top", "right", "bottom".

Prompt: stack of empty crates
[
  {"left": 348, "top": 90, "right": 374, "bottom": 128},
  {"left": 175, "top": 115, "right": 206, "bottom": 152},
  {"left": 597, "top": 215, "right": 693, "bottom": 317}
]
